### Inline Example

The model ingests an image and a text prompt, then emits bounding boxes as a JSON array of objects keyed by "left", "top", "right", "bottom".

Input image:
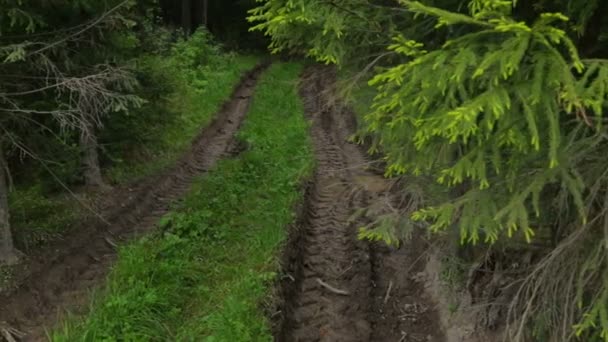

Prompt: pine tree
[{"left": 0, "top": 0, "right": 143, "bottom": 263}]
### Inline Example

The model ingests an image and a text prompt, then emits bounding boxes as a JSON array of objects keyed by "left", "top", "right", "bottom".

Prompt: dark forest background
[{"left": 159, "top": 0, "right": 267, "bottom": 49}]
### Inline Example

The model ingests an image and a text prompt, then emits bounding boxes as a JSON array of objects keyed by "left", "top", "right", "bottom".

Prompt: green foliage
[
  {"left": 356, "top": 216, "right": 406, "bottom": 247},
  {"left": 439, "top": 253, "right": 469, "bottom": 290},
  {"left": 52, "top": 63, "right": 314, "bottom": 341},
  {"left": 171, "top": 29, "right": 223, "bottom": 76},
  {"left": 248, "top": 0, "right": 401, "bottom": 65},
  {"left": 8, "top": 185, "right": 80, "bottom": 251},
  {"left": 369, "top": 2, "right": 590, "bottom": 244}
]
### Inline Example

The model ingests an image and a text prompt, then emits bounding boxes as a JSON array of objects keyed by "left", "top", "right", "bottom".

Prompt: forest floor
[{"left": 0, "top": 63, "right": 446, "bottom": 342}]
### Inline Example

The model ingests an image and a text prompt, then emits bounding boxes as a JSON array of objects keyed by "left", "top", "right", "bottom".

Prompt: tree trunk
[
  {"left": 0, "top": 145, "right": 19, "bottom": 266},
  {"left": 80, "top": 124, "right": 105, "bottom": 188},
  {"left": 182, "top": 0, "right": 192, "bottom": 35},
  {"left": 579, "top": 2, "right": 607, "bottom": 58},
  {"left": 203, "top": 0, "right": 208, "bottom": 27}
]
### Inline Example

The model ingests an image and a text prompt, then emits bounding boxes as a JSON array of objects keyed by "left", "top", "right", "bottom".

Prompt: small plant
[
  {"left": 448, "top": 301, "right": 459, "bottom": 315},
  {"left": 439, "top": 255, "right": 469, "bottom": 290}
]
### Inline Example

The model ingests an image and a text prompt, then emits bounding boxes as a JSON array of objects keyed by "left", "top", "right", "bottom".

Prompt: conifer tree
[{"left": 0, "top": 0, "right": 143, "bottom": 263}]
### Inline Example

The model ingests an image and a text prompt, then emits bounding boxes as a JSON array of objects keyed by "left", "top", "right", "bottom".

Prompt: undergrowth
[
  {"left": 104, "top": 53, "right": 258, "bottom": 184},
  {"left": 52, "top": 62, "right": 314, "bottom": 341},
  {"left": 103, "top": 30, "right": 260, "bottom": 183},
  {"left": 8, "top": 185, "right": 80, "bottom": 252}
]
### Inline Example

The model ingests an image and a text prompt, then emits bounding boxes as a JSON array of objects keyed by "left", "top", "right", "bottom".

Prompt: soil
[
  {"left": 423, "top": 250, "right": 503, "bottom": 342},
  {"left": 0, "top": 63, "right": 268, "bottom": 341},
  {"left": 273, "top": 66, "right": 446, "bottom": 342}
]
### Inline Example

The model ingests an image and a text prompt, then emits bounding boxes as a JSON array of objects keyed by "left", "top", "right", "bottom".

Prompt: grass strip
[{"left": 53, "top": 62, "right": 313, "bottom": 341}]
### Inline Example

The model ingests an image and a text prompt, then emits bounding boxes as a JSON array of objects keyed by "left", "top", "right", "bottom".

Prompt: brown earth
[
  {"left": 273, "top": 65, "right": 445, "bottom": 342},
  {"left": 423, "top": 250, "right": 503, "bottom": 342},
  {"left": 0, "top": 63, "right": 268, "bottom": 341}
]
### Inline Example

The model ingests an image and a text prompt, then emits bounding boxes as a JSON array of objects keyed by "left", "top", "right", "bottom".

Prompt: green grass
[
  {"left": 9, "top": 185, "right": 81, "bottom": 252},
  {"left": 105, "top": 54, "right": 260, "bottom": 184},
  {"left": 52, "top": 62, "right": 314, "bottom": 341}
]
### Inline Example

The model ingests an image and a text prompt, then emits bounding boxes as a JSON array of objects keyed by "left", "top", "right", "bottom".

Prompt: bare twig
[
  {"left": 104, "top": 236, "right": 118, "bottom": 249},
  {"left": 383, "top": 280, "right": 394, "bottom": 304},
  {"left": 30, "top": 0, "right": 131, "bottom": 56},
  {"left": 316, "top": 278, "right": 350, "bottom": 296}
]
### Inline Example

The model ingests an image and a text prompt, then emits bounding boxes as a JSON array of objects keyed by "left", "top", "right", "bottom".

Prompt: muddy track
[
  {"left": 0, "top": 63, "right": 268, "bottom": 341},
  {"left": 279, "top": 67, "right": 373, "bottom": 342},
  {"left": 276, "top": 66, "right": 445, "bottom": 342}
]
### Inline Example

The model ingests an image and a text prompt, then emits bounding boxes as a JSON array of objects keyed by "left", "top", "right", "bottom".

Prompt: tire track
[
  {"left": 279, "top": 66, "right": 373, "bottom": 342},
  {"left": 277, "top": 65, "right": 445, "bottom": 342},
  {"left": 0, "top": 63, "right": 268, "bottom": 341}
]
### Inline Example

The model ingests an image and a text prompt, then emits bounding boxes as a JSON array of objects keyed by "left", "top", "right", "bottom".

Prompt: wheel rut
[
  {"left": 278, "top": 66, "right": 372, "bottom": 342},
  {"left": 277, "top": 65, "right": 445, "bottom": 342},
  {"left": 0, "top": 63, "right": 268, "bottom": 341}
]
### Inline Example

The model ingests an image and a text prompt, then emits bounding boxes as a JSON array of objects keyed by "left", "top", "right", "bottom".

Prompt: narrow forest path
[
  {"left": 275, "top": 66, "right": 445, "bottom": 342},
  {"left": 0, "top": 64, "right": 268, "bottom": 341}
]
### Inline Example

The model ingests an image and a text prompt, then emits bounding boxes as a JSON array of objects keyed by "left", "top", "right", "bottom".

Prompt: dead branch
[
  {"left": 383, "top": 280, "right": 394, "bottom": 304},
  {"left": 0, "top": 324, "right": 25, "bottom": 342},
  {"left": 104, "top": 236, "right": 118, "bottom": 249},
  {"left": 28, "top": 0, "right": 132, "bottom": 56},
  {"left": 316, "top": 278, "right": 350, "bottom": 296}
]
